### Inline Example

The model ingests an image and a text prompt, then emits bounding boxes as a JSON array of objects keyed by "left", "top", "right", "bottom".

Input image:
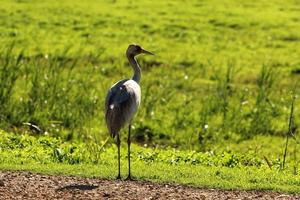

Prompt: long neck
[{"left": 127, "top": 54, "right": 141, "bottom": 83}]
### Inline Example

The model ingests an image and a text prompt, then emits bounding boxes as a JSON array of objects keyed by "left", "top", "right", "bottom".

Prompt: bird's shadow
[{"left": 57, "top": 184, "right": 98, "bottom": 191}]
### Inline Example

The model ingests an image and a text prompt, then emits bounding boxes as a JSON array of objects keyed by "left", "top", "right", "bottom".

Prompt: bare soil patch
[{"left": 0, "top": 171, "right": 299, "bottom": 199}]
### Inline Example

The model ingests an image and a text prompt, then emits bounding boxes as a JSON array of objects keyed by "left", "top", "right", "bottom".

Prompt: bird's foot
[
  {"left": 125, "top": 175, "right": 134, "bottom": 181},
  {"left": 116, "top": 175, "right": 121, "bottom": 180}
]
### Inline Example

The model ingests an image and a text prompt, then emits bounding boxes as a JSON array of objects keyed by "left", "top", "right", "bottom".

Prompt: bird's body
[
  {"left": 104, "top": 44, "right": 153, "bottom": 180},
  {"left": 105, "top": 79, "right": 141, "bottom": 137}
]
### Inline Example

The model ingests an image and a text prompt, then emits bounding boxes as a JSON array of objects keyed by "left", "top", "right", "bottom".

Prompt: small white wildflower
[
  {"left": 241, "top": 100, "right": 248, "bottom": 105},
  {"left": 151, "top": 111, "right": 154, "bottom": 116}
]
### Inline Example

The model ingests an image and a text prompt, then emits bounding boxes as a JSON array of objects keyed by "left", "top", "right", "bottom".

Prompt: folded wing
[{"left": 105, "top": 79, "right": 138, "bottom": 137}]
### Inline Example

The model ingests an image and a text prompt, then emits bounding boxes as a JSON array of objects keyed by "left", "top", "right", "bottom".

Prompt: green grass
[{"left": 1, "top": 130, "right": 300, "bottom": 193}]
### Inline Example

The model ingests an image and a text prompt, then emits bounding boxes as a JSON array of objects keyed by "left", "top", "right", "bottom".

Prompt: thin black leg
[
  {"left": 116, "top": 134, "right": 121, "bottom": 179},
  {"left": 126, "top": 124, "right": 132, "bottom": 180}
]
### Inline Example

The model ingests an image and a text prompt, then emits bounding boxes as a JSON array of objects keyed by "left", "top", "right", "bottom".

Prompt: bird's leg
[
  {"left": 116, "top": 134, "right": 121, "bottom": 180},
  {"left": 126, "top": 124, "right": 132, "bottom": 180}
]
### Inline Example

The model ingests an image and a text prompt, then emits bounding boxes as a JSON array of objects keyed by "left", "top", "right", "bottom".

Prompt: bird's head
[{"left": 126, "top": 44, "right": 154, "bottom": 57}]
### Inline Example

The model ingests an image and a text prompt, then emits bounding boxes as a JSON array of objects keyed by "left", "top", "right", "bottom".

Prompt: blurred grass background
[{"left": 0, "top": 0, "right": 299, "bottom": 155}]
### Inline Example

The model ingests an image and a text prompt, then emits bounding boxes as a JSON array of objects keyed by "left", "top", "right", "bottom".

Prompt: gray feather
[{"left": 105, "top": 79, "right": 140, "bottom": 138}]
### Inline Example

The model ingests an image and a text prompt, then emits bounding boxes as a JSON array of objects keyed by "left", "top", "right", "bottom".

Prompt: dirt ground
[{"left": 0, "top": 171, "right": 299, "bottom": 200}]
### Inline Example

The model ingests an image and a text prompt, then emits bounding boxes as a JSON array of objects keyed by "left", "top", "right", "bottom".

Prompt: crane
[{"left": 105, "top": 44, "right": 154, "bottom": 180}]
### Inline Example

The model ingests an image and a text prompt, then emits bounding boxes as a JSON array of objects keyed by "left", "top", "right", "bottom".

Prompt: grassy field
[
  {"left": 0, "top": 0, "right": 300, "bottom": 193},
  {"left": 0, "top": 130, "right": 300, "bottom": 193}
]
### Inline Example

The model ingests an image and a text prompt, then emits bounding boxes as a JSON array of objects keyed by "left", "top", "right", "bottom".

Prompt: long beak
[{"left": 141, "top": 49, "right": 154, "bottom": 55}]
